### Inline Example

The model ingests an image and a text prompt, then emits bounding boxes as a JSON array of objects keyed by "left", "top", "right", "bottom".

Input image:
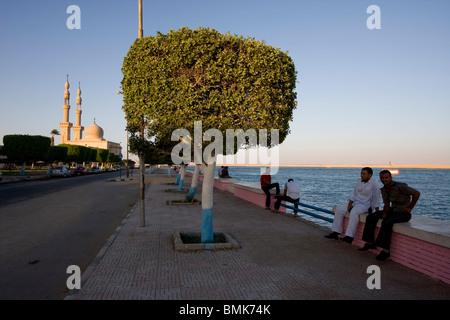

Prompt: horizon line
[{"left": 208, "top": 163, "right": 450, "bottom": 169}]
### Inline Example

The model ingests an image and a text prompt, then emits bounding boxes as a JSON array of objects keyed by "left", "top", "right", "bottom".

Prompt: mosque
[{"left": 58, "top": 77, "right": 121, "bottom": 156}]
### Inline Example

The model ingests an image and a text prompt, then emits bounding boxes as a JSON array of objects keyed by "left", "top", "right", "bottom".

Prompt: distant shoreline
[{"left": 212, "top": 163, "right": 450, "bottom": 169}]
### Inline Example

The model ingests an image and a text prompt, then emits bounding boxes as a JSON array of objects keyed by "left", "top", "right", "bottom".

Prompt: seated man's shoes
[
  {"left": 324, "top": 232, "right": 339, "bottom": 240},
  {"left": 358, "top": 243, "right": 376, "bottom": 251},
  {"left": 341, "top": 236, "right": 353, "bottom": 244},
  {"left": 376, "top": 250, "right": 390, "bottom": 261}
]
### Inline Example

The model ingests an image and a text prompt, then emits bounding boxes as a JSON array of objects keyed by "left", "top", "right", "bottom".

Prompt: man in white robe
[{"left": 325, "top": 167, "right": 380, "bottom": 244}]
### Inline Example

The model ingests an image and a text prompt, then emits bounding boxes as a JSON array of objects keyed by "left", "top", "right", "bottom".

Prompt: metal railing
[{"left": 280, "top": 202, "right": 335, "bottom": 223}]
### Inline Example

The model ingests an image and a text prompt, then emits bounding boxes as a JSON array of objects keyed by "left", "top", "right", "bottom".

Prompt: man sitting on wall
[
  {"left": 273, "top": 178, "right": 301, "bottom": 216},
  {"left": 325, "top": 167, "right": 380, "bottom": 244},
  {"left": 359, "top": 169, "right": 420, "bottom": 261}
]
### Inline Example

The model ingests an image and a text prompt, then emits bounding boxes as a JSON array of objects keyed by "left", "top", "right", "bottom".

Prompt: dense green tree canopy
[
  {"left": 121, "top": 27, "right": 297, "bottom": 153},
  {"left": 3, "top": 135, "right": 51, "bottom": 163},
  {"left": 122, "top": 27, "right": 298, "bottom": 243},
  {"left": 95, "top": 148, "right": 109, "bottom": 163},
  {"left": 47, "top": 146, "right": 68, "bottom": 163},
  {"left": 60, "top": 144, "right": 91, "bottom": 163}
]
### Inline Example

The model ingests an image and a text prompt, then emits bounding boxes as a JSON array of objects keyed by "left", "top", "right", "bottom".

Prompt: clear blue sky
[{"left": 1, "top": 0, "right": 449, "bottom": 165}]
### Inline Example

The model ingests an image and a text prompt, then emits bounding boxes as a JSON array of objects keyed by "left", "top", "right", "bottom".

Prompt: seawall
[{"left": 185, "top": 169, "right": 450, "bottom": 284}]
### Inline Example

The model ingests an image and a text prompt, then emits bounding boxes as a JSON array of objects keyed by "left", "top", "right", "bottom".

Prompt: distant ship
[
  {"left": 384, "top": 162, "right": 399, "bottom": 175},
  {"left": 384, "top": 168, "right": 399, "bottom": 175}
]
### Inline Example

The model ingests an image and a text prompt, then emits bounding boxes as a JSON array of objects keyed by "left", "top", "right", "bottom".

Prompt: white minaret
[
  {"left": 72, "top": 82, "right": 84, "bottom": 140},
  {"left": 59, "top": 75, "right": 73, "bottom": 144}
]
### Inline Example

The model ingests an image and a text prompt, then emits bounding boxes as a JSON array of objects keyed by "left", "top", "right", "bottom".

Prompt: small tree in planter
[{"left": 121, "top": 27, "right": 297, "bottom": 242}]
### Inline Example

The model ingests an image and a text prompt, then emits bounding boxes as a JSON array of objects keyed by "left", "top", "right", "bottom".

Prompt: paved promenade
[{"left": 66, "top": 169, "right": 449, "bottom": 300}]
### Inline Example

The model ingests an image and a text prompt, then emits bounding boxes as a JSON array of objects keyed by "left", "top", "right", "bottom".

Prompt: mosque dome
[{"left": 84, "top": 121, "right": 104, "bottom": 140}]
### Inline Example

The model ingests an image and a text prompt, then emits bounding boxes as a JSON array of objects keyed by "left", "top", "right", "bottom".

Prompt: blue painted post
[
  {"left": 187, "top": 165, "right": 199, "bottom": 201},
  {"left": 178, "top": 165, "right": 186, "bottom": 191},
  {"left": 201, "top": 162, "right": 216, "bottom": 243},
  {"left": 20, "top": 162, "right": 26, "bottom": 176},
  {"left": 201, "top": 208, "right": 214, "bottom": 243}
]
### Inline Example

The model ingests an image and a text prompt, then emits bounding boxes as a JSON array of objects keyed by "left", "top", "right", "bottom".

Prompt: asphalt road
[{"left": 0, "top": 171, "right": 141, "bottom": 300}]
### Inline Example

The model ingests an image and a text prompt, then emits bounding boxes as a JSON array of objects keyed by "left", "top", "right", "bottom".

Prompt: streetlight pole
[
  {"left": 126, "top": 130, "right": 129, "bottom": 179},
  {"left": 116, "top": 89, "right": 130, "bottom": 180},
  {"left": 138, "top": 0, "right": 145, "bottom": 228},
  {"left": 139, "top": 0, "right": 143, "bottom": 39},
  {"left": 115, "top": 1, "right": 145, "bottom": 227}
]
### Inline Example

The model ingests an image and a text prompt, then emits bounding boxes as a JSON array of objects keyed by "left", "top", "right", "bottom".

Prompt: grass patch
[{"left": 0, "top": 170, "right": 48, "bottom": 176}]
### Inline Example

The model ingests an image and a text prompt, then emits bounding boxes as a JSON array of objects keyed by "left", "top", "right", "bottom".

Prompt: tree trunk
[
  {"left": 186, "top": 165, "right": 199, "bottom": 201},
  {"left": 178, "top": 164, "right": 187, "bottom": 191},
  {"left": 200, "top": 161, "right": 216, "bottom": 243},
  {"left": 139, "top": 155, "right": 145, "bottom": 227},
  {"left": 20, "top": 162, "right": 26, "bottom": 176},
  {"left": 175, "top": 170, "right": 181, "bottom": 184}
]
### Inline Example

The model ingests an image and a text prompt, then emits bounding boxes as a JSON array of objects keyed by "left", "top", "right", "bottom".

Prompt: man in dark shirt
[{"left": 359, "top": 169, "right": 420, "bottom": 260}]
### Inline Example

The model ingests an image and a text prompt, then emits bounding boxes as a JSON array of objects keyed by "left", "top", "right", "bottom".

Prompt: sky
[{"left": 1, "top": 0, "right": 449, "bottom": 166}]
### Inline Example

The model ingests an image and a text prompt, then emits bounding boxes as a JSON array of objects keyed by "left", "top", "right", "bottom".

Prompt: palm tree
[{"left": 50, "top": 129, "right": 60, "bottom": 146}]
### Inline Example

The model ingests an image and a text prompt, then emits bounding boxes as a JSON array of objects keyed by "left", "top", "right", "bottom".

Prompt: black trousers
[
  {"left": 262, "top": 183, "right": 280, "bottom": 207},
  {"left": 274, "top": 195, "right": 300, "bottom": 211},
  {"left": 362, "top": 209, "right": 411, "bottom": 250}
]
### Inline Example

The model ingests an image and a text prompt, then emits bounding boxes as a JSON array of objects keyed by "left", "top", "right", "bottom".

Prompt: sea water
[{"left": 208, "top": 166, "right": 450, "bottom": 227}]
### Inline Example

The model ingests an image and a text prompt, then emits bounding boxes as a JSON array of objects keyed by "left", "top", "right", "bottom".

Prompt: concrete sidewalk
[{"left": 66, "top": 170, "right": 450, "bottom": 300}]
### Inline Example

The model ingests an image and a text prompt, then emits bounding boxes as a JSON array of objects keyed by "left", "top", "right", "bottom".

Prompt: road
[{"left": 0, "top": 171, "right": 141, "bottom": 300}]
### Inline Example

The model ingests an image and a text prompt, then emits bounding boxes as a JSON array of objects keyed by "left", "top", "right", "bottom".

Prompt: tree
[
  {"left": 95, "top": 148, "right": 109, "bottom": 165},
  {"left": 47, "top": 146, "right": 68, "bottom": 164},
  {"left": 107, "top": 152, "right": 120, "bottom": 164},
  {"left": 3, "top": 135, "right": 51, "bottom": 175},
  {"left": 50, "top": 129, "right": 60, "bottom": 146},
  {"left": 88, "top": 147, "right": 97, "bottom": 163},
  {"left": 60, "top": 144, "right": 92, "bottom": 164},
  {"left": 121, "top": 27, "right": 297, "bottom": 242},
  {"left": 47, "top": 145, "right": 68, "bottom": 174}
]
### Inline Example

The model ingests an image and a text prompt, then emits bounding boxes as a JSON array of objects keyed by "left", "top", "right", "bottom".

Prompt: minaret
[
  {"left": 72, "top": 82, "right": 84, "bottom": 140},
  {"left": 59, "top": 75, "right": 73, "bottom": 144}
]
